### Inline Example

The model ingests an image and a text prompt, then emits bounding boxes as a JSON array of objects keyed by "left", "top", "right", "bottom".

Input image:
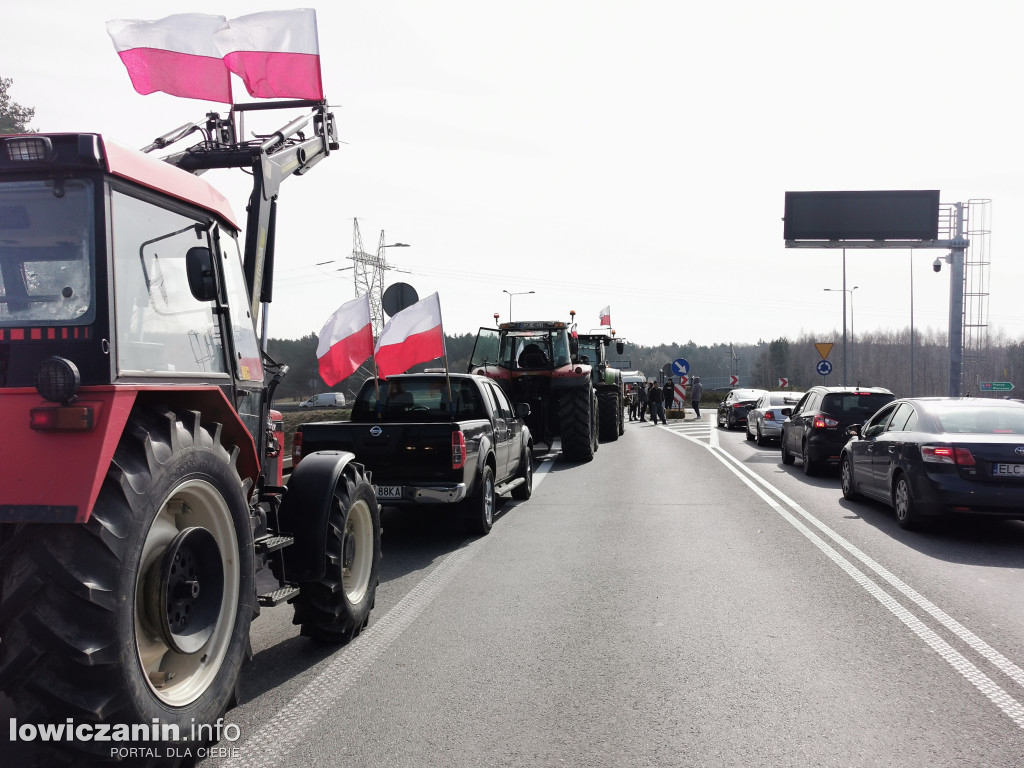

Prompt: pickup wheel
[
  {"left": 511, "top": 446, "right": 533, "bottom": 500},
  {"left": 463, "top": 465, "right": 496, "bottom": 535},
  {"left": 0, "top": 406, "right": 253, "bottom": 764},
  {"left": 292, "top": 462, "right": 381, "bottom": 643}
]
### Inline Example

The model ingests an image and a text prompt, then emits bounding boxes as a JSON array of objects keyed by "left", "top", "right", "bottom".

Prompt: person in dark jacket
[
  {"left": 690, "top": 376, "right": 704, "bottom": 419},
  {"left": 663, "top": 380, "right": 675, "bottom": 414},
  {"left": 648, "top": 380, "right": 667, "bottom": 425},
  {"left": 637, "top": 381, "right": 649, "bottom": 421}
]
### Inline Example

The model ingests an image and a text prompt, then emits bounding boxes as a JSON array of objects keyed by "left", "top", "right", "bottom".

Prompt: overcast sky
[{"left": 6, "top": 1, "right": 1024, "bottom": 348}]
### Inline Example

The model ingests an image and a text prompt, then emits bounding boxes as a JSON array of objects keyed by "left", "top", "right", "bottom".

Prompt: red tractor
[
  {"left": 0, "top": 102, "right": 381, "bottom": 763},
  {"left": 468, "top": 319, "right": 599, "bottom": 461}
]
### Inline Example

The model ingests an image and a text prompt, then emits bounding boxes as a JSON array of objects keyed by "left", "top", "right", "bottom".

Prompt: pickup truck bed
[{"left": 293, "top": 373, "right": 533, "bottom": 534}]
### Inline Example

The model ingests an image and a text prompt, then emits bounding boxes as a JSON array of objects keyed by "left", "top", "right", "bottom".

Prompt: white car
[
  {"left": 746, "top": 391, "right": 805, "bottom": 445},
  {"left": 300, "top": 392, "right": 346, "bottom": 408}
]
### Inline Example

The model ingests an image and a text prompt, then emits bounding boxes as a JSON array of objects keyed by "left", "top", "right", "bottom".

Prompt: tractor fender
[
  {"left": 278, "top": 449, "right": 361, "bottom": 583},
  {"left": 0, "top": 385, "right": 258, "bottom": 524}
]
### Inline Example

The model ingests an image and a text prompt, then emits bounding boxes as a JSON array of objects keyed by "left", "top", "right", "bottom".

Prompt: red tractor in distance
[
  {"left": 469, "top": 318, "right": 599, "bottom": 461},
  {"left": 0, "top": 102, "right": 382, "bottom": 764}
]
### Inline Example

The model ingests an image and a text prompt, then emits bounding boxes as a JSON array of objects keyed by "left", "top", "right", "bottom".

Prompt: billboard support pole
[{"left": 948, "top": 203, "right": 966, "bottom": 397}]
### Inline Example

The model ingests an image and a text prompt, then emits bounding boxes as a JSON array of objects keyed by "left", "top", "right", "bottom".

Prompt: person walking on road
[
  {"left": 663, "top": 380, "right": 675, "bottom": 415},
  {"left": 690, "top": 376, "right": 704, "bottom": 420},
  {"left": 627, "top": 385, "right": 638, "bottom": 421},
  {"left": 648, "top": 380, "right": 667, "bottom": 425},
  {"left": 638, "top": 381, "right": 649, "bottom": 421}
]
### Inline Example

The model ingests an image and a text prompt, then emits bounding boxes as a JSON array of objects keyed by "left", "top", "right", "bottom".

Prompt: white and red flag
[
  {"left": 215, "top": 9, "right": 324, "bottom": 100},
  {"left": 375, "top": 293, "right": 445, "bottom": 378},
  {"left": 316, "top": 295, "right": 374, "bottom": 387},
  {"left": 106, "top": 9, "right": 323, "bottom": 102},
  {"left": 599, "top": 305, "right": 611, "bottom": 326},
  {"left": 106, "top": 14, "right": 234, "bottom": 103}
]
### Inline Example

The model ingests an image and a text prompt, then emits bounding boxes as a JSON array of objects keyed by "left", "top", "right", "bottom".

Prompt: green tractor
[
  {"left": 468, "top": 319, "right": 599, "bottom": 462},
  {"left": 572, "top": 324, "right": 626, "bottom": 443}
]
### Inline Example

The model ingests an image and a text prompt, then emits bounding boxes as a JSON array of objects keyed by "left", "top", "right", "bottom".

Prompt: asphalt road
[
  {"left": 215, "top": 414, "right": 1024, "bottom": 767},
  {"left": 5, "top": 413, "right": 1024, "bottom": 766}
]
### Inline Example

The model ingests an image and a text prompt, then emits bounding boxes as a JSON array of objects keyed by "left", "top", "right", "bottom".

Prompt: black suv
[{"left": 781, "top": 386, "right": 896, "bottom": 475}]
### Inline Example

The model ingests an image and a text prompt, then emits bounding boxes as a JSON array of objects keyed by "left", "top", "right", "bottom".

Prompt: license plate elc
[
  {"left": 374, "top": 485, "right": 403, "bottom": 499},
  {"left": 992, "top": 463, "right": 1024, "bottom": 477}
]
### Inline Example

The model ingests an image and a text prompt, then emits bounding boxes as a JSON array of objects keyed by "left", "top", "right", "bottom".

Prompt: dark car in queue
[
  {"left": 717, "top": 388, "right": 768, "bottom": 430},
  {"left": 841, "top": 397, "right": 1024, "bottom": 530},
  {"left": 746, "top": 390, "right": 805, "bottom": 445},
  {"left": 781, "top": 386, "right": 896, "bottom": 475}
]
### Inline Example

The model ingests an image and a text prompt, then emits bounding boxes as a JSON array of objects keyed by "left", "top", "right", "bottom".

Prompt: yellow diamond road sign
[{"left": 815, "top": 343, "right": 834, "bottom": 360}]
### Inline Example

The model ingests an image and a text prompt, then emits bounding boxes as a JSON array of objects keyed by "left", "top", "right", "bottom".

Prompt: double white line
[{"left": 673, "top": 425, "right": 1024, "bottom": 729}]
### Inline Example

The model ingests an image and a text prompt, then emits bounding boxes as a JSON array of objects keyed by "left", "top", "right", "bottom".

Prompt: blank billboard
[{"left": 784, "top": 190, "right": 940, "bottom": 241}]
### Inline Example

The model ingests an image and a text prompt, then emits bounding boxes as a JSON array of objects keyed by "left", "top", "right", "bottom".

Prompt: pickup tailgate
[{"left": 301, "top": 422, "right": 465, "bottom": 484}]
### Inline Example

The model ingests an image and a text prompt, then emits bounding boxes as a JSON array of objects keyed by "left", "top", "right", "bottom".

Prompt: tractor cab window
[
  {"left": 218, "top": 236, "right": 263, "bottom": 383},
  {"left": 111, "top": 191, "right": 227, "bottom": 376},
  {"left": 0, "top": 179, "right": 95, "bottom": 325}
]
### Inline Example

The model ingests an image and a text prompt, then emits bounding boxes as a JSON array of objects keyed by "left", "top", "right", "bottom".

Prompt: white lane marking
[
  {"left": 225, "top": 541, "right": 484, "bottom": 767},
  {"left": 226, "top": 455, "right": 555, "bottom": 766},
  {"left": 664, "top": 427, "right": 1024, "bottom": 729},
  {"left": 712, "top": 447, "right": 1024, "bottom": 692}
]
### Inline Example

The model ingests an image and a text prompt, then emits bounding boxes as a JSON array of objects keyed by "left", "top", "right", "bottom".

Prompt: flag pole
[
  {"left": 438, "top": 298, "right": 454, "bottom": 420},
  {"left": 368, "top": 294, "right": 382, "bottom": 419}
]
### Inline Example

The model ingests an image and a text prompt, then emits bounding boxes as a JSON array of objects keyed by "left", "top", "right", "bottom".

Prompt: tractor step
[
  {"left": 254, "top": 534, "right": 293, "bottom": 554},
  {"left": 257, "top": 586, "right": 300, "bottom": 607}
]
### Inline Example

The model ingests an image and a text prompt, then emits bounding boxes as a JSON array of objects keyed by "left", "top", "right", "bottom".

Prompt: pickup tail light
[
  {"left": 452, "top": 430, "right": 466, "bottom": 470},
  {"left": 291, "top": 430, "right": 304, "bottom": 469},
  {"left": 812, "top": 415, "right": 840, "bottom": 429},
  {"left": 922, "top": 445, "right": 975, "bottom": 466}
]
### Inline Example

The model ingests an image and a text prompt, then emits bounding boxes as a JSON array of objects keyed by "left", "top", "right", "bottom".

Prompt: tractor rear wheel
[
  {"left": 559, "top": 385, "right": 596, "bottom": 462},
  {"left": 291, "top": 462, "right": 381, "bottom": 642},
  {"left": 598, "top": 391, "right": 620, "bottom": 442},
  {"left": 0, "top": 406, "right": 254, "bottom": 765}
]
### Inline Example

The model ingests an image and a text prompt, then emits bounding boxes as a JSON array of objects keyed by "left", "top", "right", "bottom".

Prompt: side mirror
[
  {"left": 616, "top": 342, "right": 625, "bottom": 354},
  {"left": 846, "top": 424, "right": 862, "bottom": 438},
  {"left": 516, "top": 402, "right": 531, "bottom": 419},
  {"left": 781, "top": 408, "right": 792, "bottom": 416},
  {"left": 186, "top": 247, "right": 219, "bottom": 302}
]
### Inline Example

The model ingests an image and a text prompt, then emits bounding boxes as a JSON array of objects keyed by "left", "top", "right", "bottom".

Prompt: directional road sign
[
  {"left": 980, "top": 382, "right": 1014, "bottom": 392},
  {"left": 729, "top": 374, "right": 739, "bottom": 387},
  {"left": 816, "top": 360, "right": 833, "bottom": 376},
  {"left": 778, "top": 377, "right": 789, "bottom": 388},
  {"left": 671, "top": 358, "right": 690, "bottom": 376}
]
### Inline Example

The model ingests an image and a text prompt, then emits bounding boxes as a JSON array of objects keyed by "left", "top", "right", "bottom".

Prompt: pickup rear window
[{"left": 351, "top": 378, "right": 486, "bottom": 421}]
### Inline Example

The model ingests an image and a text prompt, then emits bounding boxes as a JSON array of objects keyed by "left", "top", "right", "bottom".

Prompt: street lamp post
[
  {"left": 824, "top": 285, "right": 859, "bottom": 386},
  {"left": 503, "top": 289, "right": 534, "bottom": 321}
]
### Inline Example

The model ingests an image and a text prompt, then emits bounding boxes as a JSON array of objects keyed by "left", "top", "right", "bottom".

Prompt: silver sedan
[{"left": 746, "top": 391, "right": 805, "bottom": 446}]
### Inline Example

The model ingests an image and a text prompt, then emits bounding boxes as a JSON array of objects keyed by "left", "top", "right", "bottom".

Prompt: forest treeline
[{"left": 269, "top": 327, "right": 1024, "bottom": 403}]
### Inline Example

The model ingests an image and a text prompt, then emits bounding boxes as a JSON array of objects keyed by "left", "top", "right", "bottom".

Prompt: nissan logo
[
  {"left": 1015, "top": 446, "right": 1024, "bottom": 456},
  {"left": 370, "top": 426, "right": 383, "bottom": 437}
]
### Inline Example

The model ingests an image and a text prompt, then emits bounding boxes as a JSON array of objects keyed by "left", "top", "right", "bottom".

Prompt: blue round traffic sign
[
  {"left": 816, "top": 359, "right": 833, "bottom": 376},
  {"left": 671, "top": 358, "right": 689, "bottom": 376}
]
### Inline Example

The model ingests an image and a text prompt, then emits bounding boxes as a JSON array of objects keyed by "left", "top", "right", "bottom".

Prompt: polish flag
[
  {"left": 107, "top": 9, "right": 323, "bottom": 103},
  {"left": 316, "top": 296, "right": 374, "bottom": 386},
  {"left": 599, "top": 305, "right": 611, "bottom": 326},
  {"left": 106, "top": 14, "right": 234, "bottom": 103},
  {"left": 215, "top": 9, "right": 324, "bottom": 100},
  {"left": 375, "top": 293, "right": 445, "bottom": 378}
]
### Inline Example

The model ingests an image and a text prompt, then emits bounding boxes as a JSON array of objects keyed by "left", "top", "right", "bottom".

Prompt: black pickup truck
[{"left": 292, "top": 373, "right": 533, "bottom": 534}]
